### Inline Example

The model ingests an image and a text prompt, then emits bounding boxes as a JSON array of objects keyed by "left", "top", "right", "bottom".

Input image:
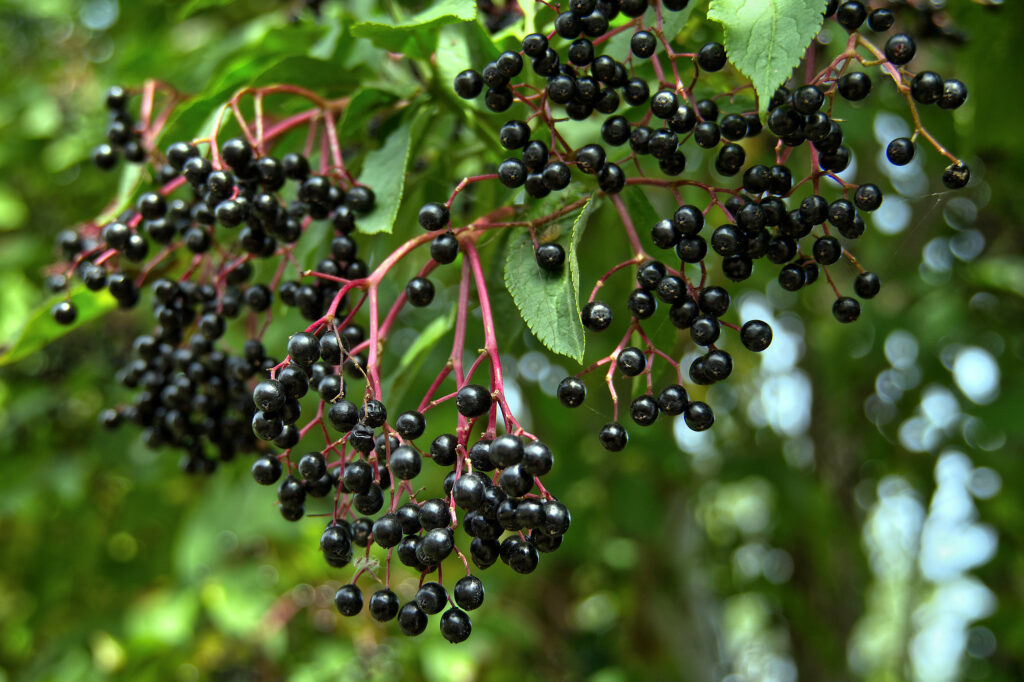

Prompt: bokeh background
[{"left": 0, "top": 0, "right": 1021, "bottom": 680}]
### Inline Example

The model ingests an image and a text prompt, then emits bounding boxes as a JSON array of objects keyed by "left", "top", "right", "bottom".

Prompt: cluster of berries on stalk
[
  {"left": 39, "top": 0, "right": 978, "bottom": 643},
  {"left": 445, "top": 0, "right": 971, "bottom": 452}
]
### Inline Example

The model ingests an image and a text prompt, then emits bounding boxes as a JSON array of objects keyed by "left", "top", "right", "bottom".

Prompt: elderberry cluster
[
  {"left": 248, "top": 349, "right": 571, "bottom": 641},
  {"left": 91, "top": 86, "right": 148, "bottom": 170},
  {"left": 444, "top": 0, "right": 971, "bottom": 453},
  {"left": 37, "top": 0, "right": 980, "bottom": 646},
  {"left": 51, "top": 131, "right": 377, "bottom": 470}
]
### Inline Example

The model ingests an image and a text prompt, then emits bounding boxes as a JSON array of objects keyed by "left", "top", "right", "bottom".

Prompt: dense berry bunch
[
  {"left": 37, "top": 0, "right": 976, "bottom": 642},
  {"left": 448, "top": 0, "right": 970, "bottom": 451},
  {"left": 90, "top": 86, "right": 149, "bottom": 170}
]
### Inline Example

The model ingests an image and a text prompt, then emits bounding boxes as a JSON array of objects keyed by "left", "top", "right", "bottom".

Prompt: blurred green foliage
[{"left": 0, "top": 1, "right": 1021, "bottom": 680}]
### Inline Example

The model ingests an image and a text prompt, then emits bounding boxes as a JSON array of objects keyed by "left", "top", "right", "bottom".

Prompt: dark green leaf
[
  {"left": 355, "top": 107, "right": 432, "bottom": 235},
  {"left": 338, "top": 88, "right": 400, "bottom": 143},
  {"left": 504, "top": 193, "right": 599, "bottom": 364}
]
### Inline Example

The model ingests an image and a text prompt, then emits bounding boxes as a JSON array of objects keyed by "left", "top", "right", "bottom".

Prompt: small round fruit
[
  {"left": 599, "top": 422, "right": 628, "bottom": 451},
  {"left": 334, "top": 585, "right": 363, "bottom": 616},
  {"left": 557, "top": 376, "right": 586, "bottom": 407},
  {"left": 456, "top": 384, "right": 492, "bottom": 418}
]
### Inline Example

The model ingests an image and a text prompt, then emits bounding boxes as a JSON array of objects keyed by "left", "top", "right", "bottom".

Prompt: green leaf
[
  {"left": 605, "top": 2, "right": 697, "bottom": 56},
  {"left": 96, "top": 164, "right": 144, "bottom": 226},
  {"left": 504, "top": 194, "right": 600, "bottom": 364},
  {"left": 0, "top": 286, "right": 118, "bottom": 366},
  {"left": 435, "top": 22, "right": 499, "bottom": 111},
  {"left": 177, "top": 0, "right": 231, "bottom": 19},
  {"left": 294, "top": 219, "right": 333, "bottom": 272},
  {"left": 619, "top": 185, "right": 661, "bottom": 240},
  {"left": 708, "top": 0, "right": 825, "bottom": 113},
  {"left": 660, "top": 0, "right": 699, "bottom": 41},
  {"left": 355, "top": 107, "right": 431, "bottom": 235},
  {"left": 351, "top": 0, "right": 477, "bottom": 59},
  {"left": 395, "top": 305, "right": 457, "bottom": 376},
  {"left": 338, "top": 88, "right": 400, "bottom": 143}
]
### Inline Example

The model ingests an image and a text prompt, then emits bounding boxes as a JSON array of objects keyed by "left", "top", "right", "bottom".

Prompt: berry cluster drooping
[
  {"left": 447, "top": 0, "right": 971, "bottom": 451},
  {"left": 38, "top": 0, "right": 977, "bottom": 642}
]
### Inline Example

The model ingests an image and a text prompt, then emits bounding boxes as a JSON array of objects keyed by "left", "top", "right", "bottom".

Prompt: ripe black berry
[
  {"left": 854, "top": 272, "right": 881, "bottom": 298},
  {"left": 627, "top": 289, "right": 657, "bottom": 319},
  {"left": 453, "top": 70, "right": 483, "bottom": 98},
  {"left": 838, "top": 72, "right": 871, "bottom": 101},
  {"left": 697, "top": 42, "right": 727, "bottom": 71},
  {"left": 832, "top": 296, "right": 861, "bottom": 323},
  {"left": 698, "top": 286, "right": 730, "bottom": 317},
  {"left": 521, "top": 32, "right": 547, "bottom": 57},
  {"left": 813, "top": 236, "right": 843, "bottom": 265},
  {"left": 389, "top": 446, "right": 422, "bottom": 480},
  {"left": 456, "top": 384, "right": 492, "bottom": 418},
  {"left": 740, "top": 320, "right": 773, "bottom": 351},
  {"left": 581, "top": 301, "right": 613, "bottom": 331},
  {"left": 490, "top": 434, "right": 523, "bottom": 468},
  {"left": 599, "top": 422, "right": 628, "bottom": 451},
  {"left": 616, "top": 347, "right": 646, "bottom": 376},
  {"left": 414, "top": 582, "right": 447, "bottom": 616},
  {"left": 418, "top": 202, "right": 450, "bottom": 230},
  {"left": 298, "top": 452, "right": 327, "bottom": 480},
  {"left": 557, "top": 376, "right": 586, "bottom": 407},
  {"left": 939, "top": 80, "right": 968, "bottom": 110},
  {"left": 910, "top": 71, "right": 943, "bottom": 105},
  {"left": 884, "top": 34, "right": 916, "bottom": 66},
  {"left": 440, "top": 608, "right": 472, "bottom": 643},
  {"left": 854, "top": 184, "right": 883, "bottom": 212},
  {"left": 536, "top": 243, "right": 566, "bottom": 271},
  {"left": 454, "top": 575, "right": 485, "bottom": 610},
  {"left": 431, "top": 232, "right": 459, "bottom": 264},
  {"left": 334, "top": 585, "right": 363, "bottom": 616},
  {"left": 690, "top": 315, "right": 721, "bottom": 346},
  {"left": 868, "top": 8, "right": 894, "bottom": 31},
  {"left": 51, "top": 301, "right": 77, "bottom": 325},
  {"left": 394, "top": 410, "right": 425, "bottom": 440},
  {"left": 406, "top": 277, "right": 435, "bottom": 306},
  {"left": 398, "top": 602, "right": 428, "bottom": 635},
  {"left": 369, "top": 589, "right": 400, "bottom": 622},
  {"left": 251, "top": 456, "right": 283, "bottom": 485},
  {"left": 430, "top": 435, "right": 458, "bottom": 467},
  {"left": 683, "top": 401, "right": 714, "bottom": 431},
  {"left": 942, "top": 162, "right": 971, "bottom": 189},
  {"left": 287, "top": 332, "right": 320, "bottom": 366},
  {"left": 497, "top": 158, "right": 527, "bottom": 188},
  {"left": 630, "top": 395, "right": 659, "bottom": 426},
  {"left": 631, "top": 30, "right": 656, "bottom": 58},
  {"left": 658, "top": 385, "right": 688, "bottom": 415},
  {"left": 836, "top": 1, "right": 867, "bottom": 31},
  {"left": 328, "top": 400, "right": 359, "bottom": 432},
  {"left": 541, "top": 161, "right": 571, "bottom": 190},
  {"left": 886, "top": 138, "right": 915, "bottom": 166},
  {"left": 522, "top": 440, "right": 553, "bottom": 476}
]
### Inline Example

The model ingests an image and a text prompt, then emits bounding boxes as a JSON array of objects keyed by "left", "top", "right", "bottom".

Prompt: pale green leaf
[
  {"left": 95, "top": 164, "right": 144, "bottom": 226},
  {"left": 351, "top": 0, "right": 477, "bottom": 59},
  {"left": 708, "top": 0, "right": 825, "bottom": 113},
  {"left": 355, "top": 107, "right": 431, "bottom": 235},
  {"left": 504, "top": 194, "right": 600, "bottom": 364},
  {"left": 178, "top": 0, "right": 231, "bottom": 19},
  {"left": 0, "top": 286, "right": 118, "bottom": 366},
  {"left": 436, "top": 22, "right": 499, "bottom": 112}
]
